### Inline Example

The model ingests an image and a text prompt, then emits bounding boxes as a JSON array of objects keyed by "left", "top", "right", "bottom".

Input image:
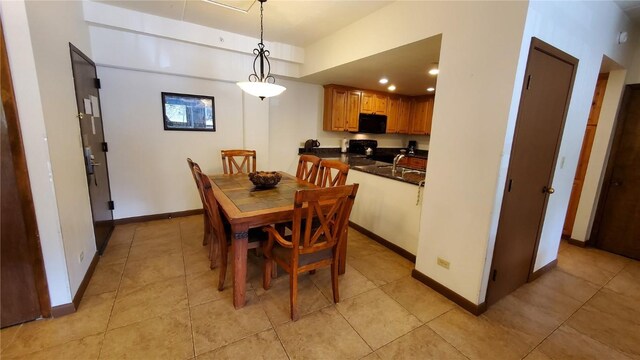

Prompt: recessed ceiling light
[
  {"left": 388, "top": 85, "right": 396, "bottom": 91},
  {"left": 427, "top": 87, "right": 435, "bottom": 92},
  {"left": 379, "top": 78, "right": 389, "bottom": 84},
  {"left": 428, "top": 68, "right": 439, "bottom": 75}
]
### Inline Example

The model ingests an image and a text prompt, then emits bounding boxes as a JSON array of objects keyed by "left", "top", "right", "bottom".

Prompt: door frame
[
  {"left": 590, "top": 84, "right": 640, "bottom": 247},
  {"left": 1, "top": 19, "right": 51, "bottom": 320},
  {"left": 486, "top": 38, "right": 578, "bottom": 305},
  {"left": 69, "top": 43, "right": 115, "bottom": 253}
]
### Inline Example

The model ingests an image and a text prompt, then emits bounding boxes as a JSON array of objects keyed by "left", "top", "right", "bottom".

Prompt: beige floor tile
[
  {"left": 100, "top": 310, "right": 193, "bottom": 360},
  {"left": 348, "top": 251, "right": 413, "bottom": 287},
  {"left": 538, "top": 325, "right": 632, "bottom": 360},
  {"left": 109, "top": 276, "right": 188, "bottom": 330},
  {"left": 310, "top": 264, "right": 377, "bottom": 302},
  {"left": 196, "top": 329, "right": 287, "bottom": 360},
  {"left": 5, "top": 333, "right": 103, "bottom": 360},
  {"left": 381, "top": 276, "right": 455, "bottom": 322},
  {"left": 108, "top": 225, "right": 136, "bottom": 246},
  {"left": 132, "top": 224, "right": 181, "bottom": 247},
  {"left": 605, "top": 261, "right": 640, "bottom": 300},
  {"left": 0, "top": 324, "right": 22, "bottom": 351},
  {"left": 127, "top": 237, "right": 183, "bottom": 262},
  {"left": 276, "top": 306, "right": 371, "bottom": 360},
  {"left": 191, "top": 291, "right": 272, "bottom": 355},
  {"left": 565, "top": 289, "right": 640, "bottom": 358},
  {"left": 259, "top": 274, "right": 331, "bottom": 325},
  {"left": 484, "top": 279, "right": 583, "bottom": 346},
  {"left": 336, "top": 288, "right": 421, "bottom": 350},
  {"left": 119, "top": 252, "right": 185, "bottom": 291},
  {"left": 185, "top": 251, "right": 214, "bottom": 276},
  {"left": 84, "top": 261, "right": 125, "bottom": 297},
  {"left": 428, "top": 307, "right": 531, "bottom": 360},
  {"left": 346, "top": 233, "right": 387, "bottom": 260},
  {"left": 3, "top": 292, "right": 115, "bottom": 357},
  {"left": 360, "top": 352, "right": 381, "bottom": 360},
  {"left": 186, "top": 268, "right": 231, "bottom": 307},
  {"left": 557, "top": 245, "right": 629, "bottom": 286},
  {"left": 376, "top": 324, "right": 465, "bottom": 360},
  {"left": 533, "top": 269, "right": 600, "bottom": 303},
  {"left": 523, "top": 349, "right": 553, "bottom": 360},
  {"left": 99, "top": 243, "right": 130, "bottom": 266}
]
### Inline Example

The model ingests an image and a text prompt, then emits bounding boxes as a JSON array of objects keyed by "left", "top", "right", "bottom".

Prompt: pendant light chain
[{"left": 260, "top": 0, "right": 264, "bottom": 45}]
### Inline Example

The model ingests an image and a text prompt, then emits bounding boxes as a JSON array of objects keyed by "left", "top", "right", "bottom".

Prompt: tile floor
[{"left": 1, "top": 215, "right": 639, "bottom": 359}]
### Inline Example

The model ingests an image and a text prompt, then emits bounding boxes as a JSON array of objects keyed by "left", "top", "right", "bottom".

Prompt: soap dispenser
[{"left": 341, "top": 138, "right": 348, "bottom": 153}]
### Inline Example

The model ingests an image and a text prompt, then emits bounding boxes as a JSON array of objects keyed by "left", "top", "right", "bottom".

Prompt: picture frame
[{"left": 162, "top": 92, "right": 215, "bottom": 131}]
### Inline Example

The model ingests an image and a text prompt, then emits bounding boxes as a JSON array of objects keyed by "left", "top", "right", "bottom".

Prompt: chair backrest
[
  {"left": 290, "top": 184, "right": 359, "bottom": 260},
  {"left": 187, "top": 158, "right": 208, "bottom": 212},
  {"left": 295, "top": 155, "right": 321, "bottom": 184},
  {"left": 193, "top": 166, "right": 226, "bottom": 244},
  {"left": 221, "top": 150, "right": 256, "bottom": 174},
  {"left": 316, "top": 160, "right": 349, "bottom": 188}
]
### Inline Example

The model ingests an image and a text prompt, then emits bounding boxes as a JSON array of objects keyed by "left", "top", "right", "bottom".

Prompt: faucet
[{"left": 392, "top": 150, "right": 407, "bottom": 175}]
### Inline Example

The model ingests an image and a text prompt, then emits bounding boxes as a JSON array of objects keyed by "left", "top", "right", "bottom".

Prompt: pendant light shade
[{"left": 237, "top": 0, "right": 286, "bottom": 100}]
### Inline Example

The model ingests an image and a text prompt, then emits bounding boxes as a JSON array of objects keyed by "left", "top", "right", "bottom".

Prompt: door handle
[
  {"left": 542, "top": 186, "right": 555, "bottom": 194},
  {"left": 91, "top": 162, "right": 101, "bottom": 166}
]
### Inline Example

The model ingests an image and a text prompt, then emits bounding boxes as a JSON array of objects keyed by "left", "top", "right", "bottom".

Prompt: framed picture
[{"left": 162, "top": 92, "right": 215, "bottom": 131}]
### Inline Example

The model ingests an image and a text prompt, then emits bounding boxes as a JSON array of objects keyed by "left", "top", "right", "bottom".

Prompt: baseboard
[
  {"left": 567, "top": 237, "right": 587, "bottom": 248},
  {"left": 529, "top": 259, "right": 557, "bottom": 281},
  {"left": 50, "top": 303, "right": 76, "bottom": 318},
  {"left": 349, "top": 221, "right": 416, "bottom": 263},
  {"left": 114, "top": 209, "right": 204, "bottom": 225},
  {"left": 411, "top": 269, "right": 487, "bottom": 316}
]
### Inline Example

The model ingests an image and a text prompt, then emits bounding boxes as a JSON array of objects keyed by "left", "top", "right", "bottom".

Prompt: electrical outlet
[
  {"left": 437, "top": 257, "right": 450, "bottom": 269},
  {"left": 79, "top": 251, "right": 84, "bottom": 263}
]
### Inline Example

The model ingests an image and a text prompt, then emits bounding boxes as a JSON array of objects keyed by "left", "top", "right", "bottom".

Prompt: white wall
[
  {"left": 0, "top": 1, "right": 72, "bottom": 306},
  {"left": 303, "top": 1, "right": 530, "bottom": 304}
]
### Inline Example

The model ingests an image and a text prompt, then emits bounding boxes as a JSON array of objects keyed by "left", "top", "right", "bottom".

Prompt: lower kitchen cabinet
[{"left": 347, "top": 170, "right": 424, "bottom": 255}]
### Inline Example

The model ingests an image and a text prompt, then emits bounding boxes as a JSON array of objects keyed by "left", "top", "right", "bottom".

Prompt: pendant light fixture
[{"left": 236, "top": 0, "right": 286, "bottom": 100}]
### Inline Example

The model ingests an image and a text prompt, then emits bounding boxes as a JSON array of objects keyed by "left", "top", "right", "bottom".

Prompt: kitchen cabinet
[
  {"left": 386, "top": 96, "right": 401, "bottom": 133},
  {"left": 396, "top": 156, "right": 427, "bottom": 170},
  {"left": 409, "top": 95, "right": 434, "bottom": 135},
  {"left": 323, "top": 85, "right": 361, "bottom": 131},
  {"left": 361, "top": 92, "right": 387, "bottom": 115},
  {"left": 397, "top": 98, "right": 412, "bottom": 134}
]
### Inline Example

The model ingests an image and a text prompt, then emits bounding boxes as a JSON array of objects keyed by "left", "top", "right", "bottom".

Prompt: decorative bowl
[{"left": 248, "top": 171, "right": 282, "bottom": 188}]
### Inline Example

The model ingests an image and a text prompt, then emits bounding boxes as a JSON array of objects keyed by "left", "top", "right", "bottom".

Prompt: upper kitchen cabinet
[
  {"left": 361, "top": 92, "right": 387, "bottom": 115},
  {"left": 386, "top": 96, "right": 401, "bottom": 133},
  {"left": 323, "top": 85, "right": 361, "bottom": 132},
  {"left": 397, "top": 97, "right": 412, "bottom": 134},
  {"left": 409, "top": 95, "right": 434, "bottom": 135}
]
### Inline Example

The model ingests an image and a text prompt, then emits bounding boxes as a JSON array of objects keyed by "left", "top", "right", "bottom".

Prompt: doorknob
[{"left": 542, "top": 186, "right": 555, "bottom": 194}]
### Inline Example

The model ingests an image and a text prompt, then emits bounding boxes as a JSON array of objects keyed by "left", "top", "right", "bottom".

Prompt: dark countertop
[{"left": 297, "top": 148, "right": 426, "bottom": 186}]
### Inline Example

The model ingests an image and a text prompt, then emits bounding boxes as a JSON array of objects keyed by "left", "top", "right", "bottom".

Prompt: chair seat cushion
[{"left": 272, "top": 242, "right": 333, "bottom": 267}]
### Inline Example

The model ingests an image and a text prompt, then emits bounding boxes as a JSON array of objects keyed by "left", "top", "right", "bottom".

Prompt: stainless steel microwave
[{"left": 357, "top": 113, "right": 387, "bottom": 134}]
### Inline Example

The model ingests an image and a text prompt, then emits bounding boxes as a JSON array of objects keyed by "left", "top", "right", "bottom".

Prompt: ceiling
[
  {"left": 95, "top": 0, "right": 393, "bottom": 46},
  {"left": 300, "top": 35, "right": 442, "bottom": 96},
  {"left": 615, "top": 0, "right": 640, "bottom": 24}
]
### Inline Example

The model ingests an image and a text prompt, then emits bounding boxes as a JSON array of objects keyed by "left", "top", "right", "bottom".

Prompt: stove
[{"left": 348, "top": 139, "right": 378, "bottom": 156}]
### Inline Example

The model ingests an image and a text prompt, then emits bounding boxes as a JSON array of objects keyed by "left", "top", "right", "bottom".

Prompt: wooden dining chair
[
  {"left": 221, "top": 150, "right": 256, "bottom": 174},
  {"left": 316, "top": 160, "right": 349, "bottom": 188},
  {"left": 262, "top": 184, "right": 359, "bottom": 321},
  {"left": 194, "top": 166, "right": 265, "bottom": 290},
  {"left": 296, "top": 155, "right": 321, "bottom": 183},
  {"left": 186, "top": 158, "right": 212, "bottom": 248}
]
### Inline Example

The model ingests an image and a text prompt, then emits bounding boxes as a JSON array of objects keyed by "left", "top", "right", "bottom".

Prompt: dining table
[{"left": 208, "top": 171, "right": 348, "bottom": 309}]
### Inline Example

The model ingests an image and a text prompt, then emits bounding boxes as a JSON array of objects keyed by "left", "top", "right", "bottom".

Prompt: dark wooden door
[
  {"left": 486, "top": 38, "right": 577, "bottom": 306},
  {"left": 592, "top": 84, "right": 640, "bottom": 259},
  {"left": 1, "top": 20, "right": 50, "bottom": 327},
  {"left": 69, "top": 44, "right": 114, "bottom": 253}
]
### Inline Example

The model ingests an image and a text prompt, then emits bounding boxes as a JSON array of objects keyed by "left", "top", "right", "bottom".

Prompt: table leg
[
  {"left": 338, "top": 229, "right": 347, "bottom": 275},
  {"left": 232, "top": 224, "right": 249, "bottom": 309}
]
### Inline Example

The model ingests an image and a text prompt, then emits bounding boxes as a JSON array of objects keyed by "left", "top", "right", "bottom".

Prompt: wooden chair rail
[{"left": 221, "top": 149, "right": 257, "bottom": 174}]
